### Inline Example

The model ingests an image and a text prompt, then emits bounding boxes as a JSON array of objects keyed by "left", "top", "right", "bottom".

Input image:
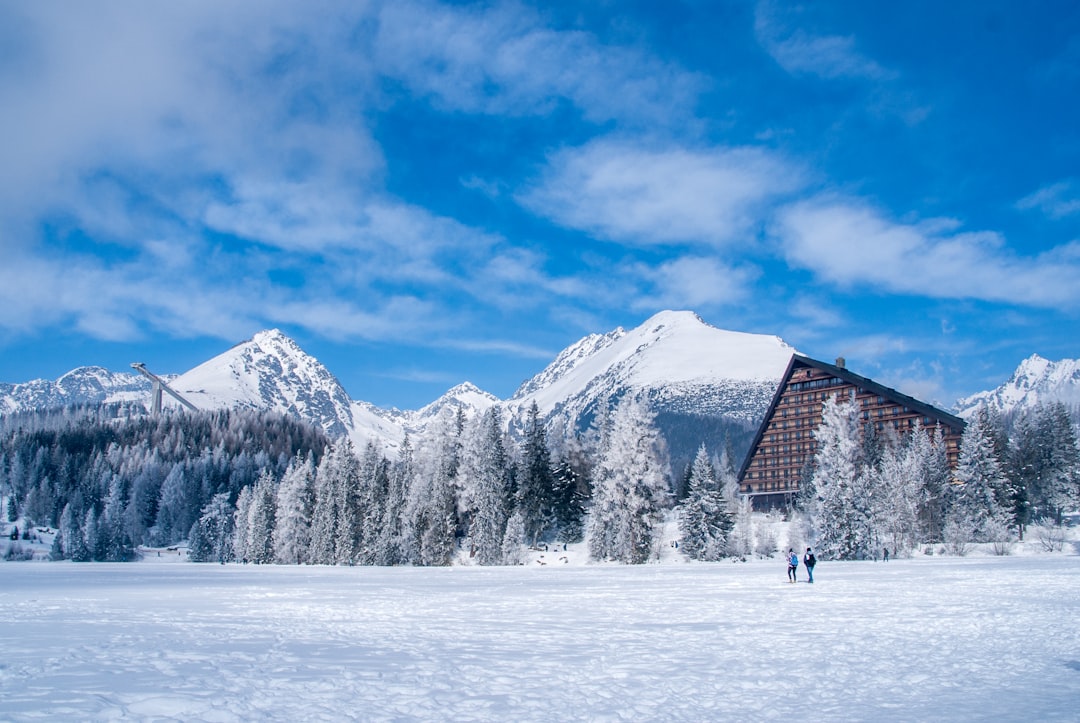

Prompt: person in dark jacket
[{"left": 804, "top": 547, "right": 816, "bottom": 583}]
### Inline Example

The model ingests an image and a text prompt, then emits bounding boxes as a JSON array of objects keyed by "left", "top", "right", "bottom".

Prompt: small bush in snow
[
  {"left": 984, "top": 518, "right": 1013, "bottom": 556},
  {"left": 1035, "top": 522, "right": 1066, "bottom": 553},
  {"left": 943, "top": 518, "right": 973, "bottom": 556},
  {"left": 3, "top": 542, "right": 35, "bottom": 561},
  {"left": 754, "top": 526, "right": 777, "bottom": 558}
]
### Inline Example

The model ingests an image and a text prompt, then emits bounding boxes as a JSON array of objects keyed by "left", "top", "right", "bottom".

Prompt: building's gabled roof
[{"left": 737, "top": 354, "right": 966, "bottom": 482}]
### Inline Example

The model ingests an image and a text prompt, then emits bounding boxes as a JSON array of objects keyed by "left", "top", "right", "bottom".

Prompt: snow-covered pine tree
[
  {"left": 516, "top": 402, "right": 556, "bottom": 546},
  {"left": 1006, "top": 410, "right": 1040, "bottom": 538},
  {"left": 910, "top": 422, "right": 950, "bottom": 546},
  {"left": 328, "top": 442, "right": 363, "bottom": 565},
  {"left": 729, "top": 493, "right": 754, "bottom": 560},
  {"left": 809, "top": 393, "right": 873, "bottom": 560},
  {"left": 374, "top": 435, "right": 412, "bottom": 565},
  {"left": 273, "top": 453, "right": 315, "bottom": 565},
  {"left": 101, "top": 475, "right": 136, "bottom": 561},
  {"left": 155, "top": 463, "right": 194, "bottom": 546},
  {"left": 84, "top": 507, "right": 106, "bottom": 562},
  {"left": 501, "top": 509, "right": 526, "bottom": 565},
  {"left": 1040, "top": 402, "right": 1080, "bottom": 524},
  {"left": 587, "top": 395, "right": 671, "bottom": 564},
  {"left": 232, "top": 485, "right": 254, "bottom": 563},
  {"left": 871, "top": 428, "right": 919, "bottom": 556},
  {"left": 677, "top": 444, "right": 733, "bottom": 561},
  {"left": 309, "top": 447, "right": 340, "bottom": 565},
  {"left": 551, "top": 452, "right": 587, "bottom": 544},
  {"left": 187, "top": 492, "right": 234, "bottom": 563},
  {"left": 462, "top": 407, "right": 513, "bottom": 565},
  {"left": 946, "top": 407, "right": 1011, "bottom": 545},
  {"left": 356, "top": 442, "right": 390, "bottom": 565},
  {"left": 244, "top": 470, "right": 277, "bottom": 564},
  {"left": 404, "top": 409, "right": 460, "bottom": 566}
]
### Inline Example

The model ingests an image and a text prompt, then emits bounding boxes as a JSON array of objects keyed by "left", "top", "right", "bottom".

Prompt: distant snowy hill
[
  {"left": 0, "top": 366, "right": 151, "bottom": 414},
  {"left": 956, "top": 354, "right": 1080, "bottom": 422},
  {"left": 0, "top": 312, "right": 797, "bottom": 469}
]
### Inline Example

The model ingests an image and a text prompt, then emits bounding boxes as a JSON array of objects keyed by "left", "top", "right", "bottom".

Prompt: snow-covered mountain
[
  {"left": 506, "top": 310, "right": 796, "bottom": 470},
  {"left": 0, "top": 312, "right": 797, "bottom": 468},
  {"left": 509, "top": 310, "right": 793, "bottom": 422},
  {"left": 0, "top": 366, "right": 151, "bottom": 414},
  {"left": 168, "top": 329, "right": 358, "bottom": 440},
  {"left": 955, "top": 354, "right": 1080, "bottom": 420}
]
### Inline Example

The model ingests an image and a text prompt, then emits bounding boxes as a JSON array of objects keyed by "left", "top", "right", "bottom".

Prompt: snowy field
[{"left": 2, "top": 553, "right": 1080, "bottom": 722}]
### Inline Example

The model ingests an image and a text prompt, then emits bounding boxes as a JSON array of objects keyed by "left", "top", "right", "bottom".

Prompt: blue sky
[{"left": 1, "top": 1, "right": 1079, "bottom": 410}]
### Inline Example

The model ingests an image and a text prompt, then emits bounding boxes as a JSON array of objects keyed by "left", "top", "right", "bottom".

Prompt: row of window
[
  {"left": 744, "top": 468, "right": 796, "bottom": 481},
  {"left": 766, "top": 430, "right": 812, "bottom": 442},
  {"left": 787, "top": 376, "right": 844, "bottom": 392}
]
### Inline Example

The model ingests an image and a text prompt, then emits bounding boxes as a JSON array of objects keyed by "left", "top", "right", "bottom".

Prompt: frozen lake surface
[{"left": 2, "top": 555, "right": 1079, "bottom": 721}]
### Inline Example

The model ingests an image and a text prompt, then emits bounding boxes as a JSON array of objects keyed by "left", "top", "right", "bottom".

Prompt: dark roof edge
[{"left": 736, "top": 354, "right": 799, "bottom": 481}]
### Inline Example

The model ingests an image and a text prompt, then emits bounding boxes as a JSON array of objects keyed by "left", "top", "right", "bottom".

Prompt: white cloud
[
  {"left": 520, "top": 139, "right": 805, "bottom": 247},
  {"left": 775, "top": 196, "right": 1080, "bottom": 307},
  {"left": 1017, "top": 180, "right": 1080, "bottom": 219},
  {"left": 754, "top": 1, "right": 893, "bottom": 80},
  {"left": 373, "top": 0, "right": 702, "bottom": 126},
  {"left": 633, "top": 256, "right": 760, "bottom": 311},
  {"left": 0, "top": 1, "right": 715, "bottom": 350}
]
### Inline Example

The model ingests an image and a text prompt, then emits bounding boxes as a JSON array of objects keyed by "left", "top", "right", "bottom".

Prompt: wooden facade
[{"left": 737, "top": 355, "right": 965, "bottom": 509}]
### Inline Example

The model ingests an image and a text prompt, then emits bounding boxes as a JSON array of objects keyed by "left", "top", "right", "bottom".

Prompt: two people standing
[{"left": 788, "top": 547, "right": 816, "bottom": 583}]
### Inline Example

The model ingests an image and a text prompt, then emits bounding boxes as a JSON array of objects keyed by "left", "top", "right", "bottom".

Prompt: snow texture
[{"left": 1, "top": 553, "right": 1078, "bottom": 721}]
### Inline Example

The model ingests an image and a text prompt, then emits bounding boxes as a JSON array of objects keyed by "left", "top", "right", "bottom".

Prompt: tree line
[
  {"left": 2, "top": 393, "right": 1077, "bottom": 565},
  {"left": 802, "top": 396, "right": 1079, "bottom": 559}
]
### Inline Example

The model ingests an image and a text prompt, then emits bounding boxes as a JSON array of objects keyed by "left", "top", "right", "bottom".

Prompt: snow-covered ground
[{"left": 2, "top": 550, "right": 1079, "bottom": 721}]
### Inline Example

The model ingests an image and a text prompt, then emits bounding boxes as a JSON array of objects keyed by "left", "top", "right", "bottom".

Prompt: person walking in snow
[
  {"left": 787, "top": 548, "right": 799, "bottom": 583},
  {"left": 804, "top": 547, "right": 816, "bottom": 583}
]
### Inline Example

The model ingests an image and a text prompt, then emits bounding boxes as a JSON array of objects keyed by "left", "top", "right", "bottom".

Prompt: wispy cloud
[
  {"left": 1017, "top": 180, "right": 1080, "bottom": 219},
  {"left": 520, "top": 138, "right": 805, "bottom": 247},
  {"left": 373, "top": 0, "right": 703, "bottom": 126},
  {"left": 631, "top": 256, "right": 760, "bottom": 311},
  {"left": 438, "top": 337, "right": 555, "bottom": 360},
  {"left": 775, "top": 196, "right": 1080, "bottom": 307},
  {"left": 754, "top": 1, "right": 893, "bottom": 81}
]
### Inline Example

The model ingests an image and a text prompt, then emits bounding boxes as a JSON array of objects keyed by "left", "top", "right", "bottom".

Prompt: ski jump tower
[{"left": 130, "top": 362, "right": 198, "bottom": 415}]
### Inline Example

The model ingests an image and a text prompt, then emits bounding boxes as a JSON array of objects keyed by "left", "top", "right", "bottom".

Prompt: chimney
[{"left": 836, "top": 356, "right": 846, "bottom": 369}]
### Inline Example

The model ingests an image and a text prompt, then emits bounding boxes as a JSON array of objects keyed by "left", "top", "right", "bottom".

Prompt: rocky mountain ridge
[{"left": 955, "top": 354, "right": 1080, "bottom": 422}]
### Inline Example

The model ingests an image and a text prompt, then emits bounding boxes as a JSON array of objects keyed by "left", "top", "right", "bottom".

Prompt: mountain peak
[
  {"left": 956, "top": 354, "right": 1080, "bottom": 419},
  {"left": 412, "top": 381, "right": 499, "bottom": 427},
  {"left": 251, "top": 328, "right": 291, "bottom": 343},
  {"left": 640, "top": 309, "right": 706, "bottom": 330},
  {"left": 171, "top": 331, "right": 355, "bottom": 437}
]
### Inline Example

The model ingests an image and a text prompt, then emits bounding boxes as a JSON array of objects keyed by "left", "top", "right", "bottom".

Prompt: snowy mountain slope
[
  {"left": 0, "top": 366, "right": 151, "bottom": 414},
  {"left": 511, "top": 311, "right": 793, "bottom": 416},
  {"left": 956, "top": 354, "right": 1080, "bottom": 420},
  {"left": 507, "top": 310, "right": 796, "bottom": 472},
  {"left": 169, "top": 329, "right": 357, "bottom": 439}
]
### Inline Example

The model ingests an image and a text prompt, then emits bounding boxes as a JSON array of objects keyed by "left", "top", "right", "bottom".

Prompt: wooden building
[{"left": 737, "top": 355, "right": 965, "bottom": 509}]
